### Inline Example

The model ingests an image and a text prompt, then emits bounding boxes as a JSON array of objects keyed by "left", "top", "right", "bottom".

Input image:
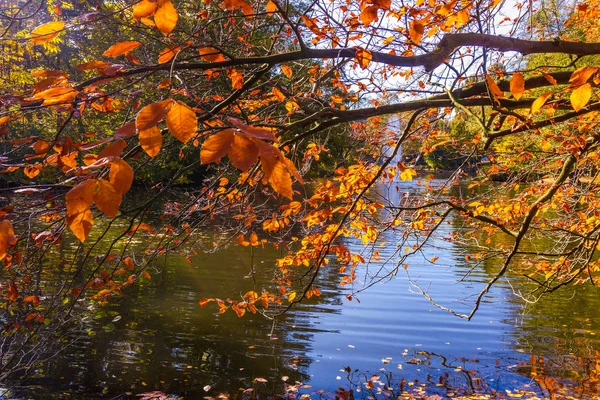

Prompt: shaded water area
[{"left": 7, "top": 180, "right": 600, "bottom": 398}]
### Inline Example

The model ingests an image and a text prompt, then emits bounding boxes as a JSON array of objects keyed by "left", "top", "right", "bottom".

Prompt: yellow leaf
[
  {"left": 261, "top": 154, "right": 293, "bottom": 199},
  {"left": 485, "top": 74, "right": 504, "bottom": 99},
  {"left": 510, "top": 72, "right": 525, "bottom": 100},
  {"left": 94, "top": 179, "right": 122, "bottom": 218},
  {"left": 67, "top": 208, "right": 93, "bottom": 242},
  {"left": 135, "top": 99, "right": 173, "bottom": 131},
  {"left": 288, "top": 291, "right": 297, "bottom": 302},
  {"left": 133, "top": 0, "right": 158, "bottom": 19},
  {"left": 437, "top": 0, "right": 457, "bottom": 16},
  {"left": 166, "top": 101, "right": 197, "bottom": 143},
  {"left": 103, "top": 41, "right": 141, "bottom": 57},
  {"left": 199, "top": 47, "right": 226, "bottom": 62},
  {"left": 158, "top": 45, "right": 181, "bottom": 64},
  {"left": 228, "top": 133, "right": 259, "bottom": 171},
  {"left": 400, "top": 168, "right": 416, "bottom": 181},
  {"left": 530, "top": 91, "right": 553, "bottom": 114},
  {"left": 109, "top": 159, "right": 134, "bottom": 195},
  {"left": 281, "top": 65, "right": 293, "bottom": 78},
  {"left": 355, "top": 48, "right": 372, "bottom": 69},
  {"left": 139, "top": 126, "right": 163, "bottom": 158},
  {"left": 200, "top": 129, "right": 235, "bottom": 164},
  {"left": 0, "top": 220, "right": 15, "bottom": 260},
  {"left": 571, "top": 83, "right": 593, "bottom": 112},
  {"left": 155, "top": 0, "right": 178, "bottom": 35},
  {"left": 31, "top": 21, "right": 65, "bottom": 45}
]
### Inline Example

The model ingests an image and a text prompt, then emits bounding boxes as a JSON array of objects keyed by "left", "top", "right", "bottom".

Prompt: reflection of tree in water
[
  {"left": 17, "top": 230, "right": 349, "bottom": 398},
  {"left": 443, "top": 184, "right": 600, "bottom": 398}
]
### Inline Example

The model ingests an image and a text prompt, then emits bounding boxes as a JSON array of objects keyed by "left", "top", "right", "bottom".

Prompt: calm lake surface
[{"left": 10, "top": 180, "right": 600, "bottom": 398}]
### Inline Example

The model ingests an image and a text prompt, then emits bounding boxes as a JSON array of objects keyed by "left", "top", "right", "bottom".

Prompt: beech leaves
[
  {"left": 135, "top": 99, "right": 197, "bottom": 158},
  {"left": 65, "top": 160, "right": 133, "bottom": 242},
  {"left": 200, "top": 118, "right": 303, "bottom": 200}
]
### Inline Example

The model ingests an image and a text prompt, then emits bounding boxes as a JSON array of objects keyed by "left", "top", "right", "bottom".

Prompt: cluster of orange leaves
[
  {"left": 200, "top": 117, "right": 304, "bottom": 200},
  {"left": 199, "top": 290, "right": 280, "bottom": 317}
]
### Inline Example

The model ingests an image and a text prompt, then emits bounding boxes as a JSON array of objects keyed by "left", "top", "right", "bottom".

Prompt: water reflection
[{"left": 9, "top": 180, "right": 600, "bottom": 399}]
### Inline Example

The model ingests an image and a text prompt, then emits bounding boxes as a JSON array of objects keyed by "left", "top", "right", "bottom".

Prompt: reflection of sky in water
[{"left": 13, "top": 180, "right": 600, "bottom": 398}]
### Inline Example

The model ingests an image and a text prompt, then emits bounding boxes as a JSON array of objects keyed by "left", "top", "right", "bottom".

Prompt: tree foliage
[{"left": 0, "top": 0, "right": 600, "bottom": 380}]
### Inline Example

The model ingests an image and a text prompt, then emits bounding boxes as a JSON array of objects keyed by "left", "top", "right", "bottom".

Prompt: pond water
[{"left": 8, "top": 180, "right": 600, "bottom": 399}]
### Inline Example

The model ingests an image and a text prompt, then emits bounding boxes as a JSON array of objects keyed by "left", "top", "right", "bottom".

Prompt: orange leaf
[
  {"left": 266, "top": 0, "right": 277, "bottom": 13},
  {"left": 281, "top": 65, "right": 293, "bottom": 78},
  {"left": 66, "top": 208, "right": 93, "bottom": 242},
  {"left": 74, "top": 60, "right": 112, "bottom": 72},
  {"left": 115, "top": 122, "right": 137, "bottom": 138},
  {"left": 135, "top": 99, "right": 173, "bottom": 131},
  {"left": 155, "top": 0, "right": 178, "bottom": 35},
  {"left": 200, "top": 129, "right": 235, "bottom": 164},
  {"left": 24, "top": 164, "right": 41, "bottom": 179},
  {"left": 283, "top": 155, "right": 304, "bottom": 184},
  {"left": 109, "top": 159, "right": 134, "bottom": 195},
  {"left": 33, "top": 140, "right": 50, "bottom": 155},
  {"left": 139, "top": 126, "right": 163, "bottom": 158},
  {"left": 166, "top": 101, "right": 198, "bottom": 143},
  {"left": 123, "top": 257, "right": 135, "bottom": 270},
  {"left": 94, "top": 179, "right": 122, "bottom": 218},
  {"left": 66, "top": 179, "right": 96, "bottom": 216},
  {"left": 98, "top": 139, "right": 127, "bottom": 159},
  {"left": 199, "top": 47, "right": 226, "bottom": 62},
  {"left": 359, "top": 5, "right": 379, "bottom": 26},
  {"left": 570, "top": 83, "right": 593, "bottom": 112},
  {"left": 7, "top": 283, "right": 18, "bottom": 302},
  {"left": 228, "top": 69, "right": 244, "bottom": 89},
  {"left": 485, "top": 74, "right": 504, "bottom": 99},
  {"left": 220, "top": 0, "right": 253, "bottom": 15},
  {"left": 31, "top": 21, "right": 65, "bottom": 45},
  {"left": 510, "top": 72, "right": 525, "bottom": 100},
  {"left": 409, "top": 20, "right": 425, "bottom": 45},
  {"left": 24, "top": 295, "right": 40, "bottom": 306},
  {"left": 542, "top": 72, "right": 558, "bottom": 86},
  {"left": 133, "top": 0, "right": 158, "bottom": 19},
  {"left": 355, "top": 48, "right": 372, "bottom": 70},
  {"left": 158, "top": 45, "right": 181, "bottom": 64},
  {"left": 530, "top": 91, "right": 553, "bottom": 114},
  {"left": 103, "top": 41, "right": 141, "bottom": 57},
  {"left": 569, "top": 66, "right": 598, "bottom": 87},
  {"left": 301, "top": 15, "right": 322, "bottom": 35},
  {"left": 229, "top": 117, "right": 276, "bottom": 140},
  {"left": 261, "top": 155, "right": 293, "bottom": 199},
  {"left": 0, "top": 220, "right": 15, "bottom": 260},
  {"left": 31, "top": 87, "right": 78, "bottom": 106},
  {"left": 199, "top": 297, "right": 215, "bottom": 307},
  {"left": 229, "top": 134, "right": 259, "bottom": 171},
  {"left": 272, "top": 87, "right": 285, "bottom": 101}
]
